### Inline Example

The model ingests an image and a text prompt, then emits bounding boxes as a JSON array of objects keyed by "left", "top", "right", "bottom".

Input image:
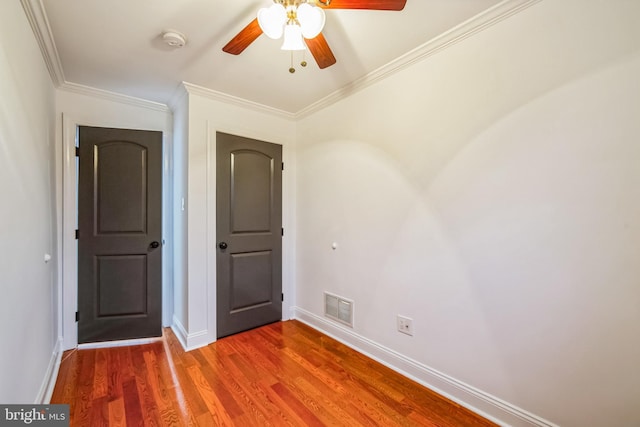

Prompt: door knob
[
  {"left": 218, "top": 241, "right": 228, "bottom": 250},
  {"left": 150, "top": 241, "right": 160, "bottom": 249}
]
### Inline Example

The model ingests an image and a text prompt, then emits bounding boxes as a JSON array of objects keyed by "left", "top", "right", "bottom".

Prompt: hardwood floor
[{"left": 51, "top": 320, "right": 496, "bottom": 426}]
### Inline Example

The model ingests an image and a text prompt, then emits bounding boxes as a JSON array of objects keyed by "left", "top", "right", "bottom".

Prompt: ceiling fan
[{"left": 222, "top": 0, "right": 407, "bottom": 71}]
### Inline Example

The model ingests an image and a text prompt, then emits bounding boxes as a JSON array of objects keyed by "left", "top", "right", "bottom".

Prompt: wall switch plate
[{"left": 397, "top": 315, "right": 413, "bottom": 336}]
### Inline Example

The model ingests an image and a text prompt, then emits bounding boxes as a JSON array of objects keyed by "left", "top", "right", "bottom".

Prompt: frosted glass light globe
[
  {"left": 257, "top": 4, "right": 287, "bottom": 39},
  {"left": 297, "top": 3, "right": 326, "bottom": 39},
  {"left": 280, "top": 24, "right": 306, "bottom": 51}
]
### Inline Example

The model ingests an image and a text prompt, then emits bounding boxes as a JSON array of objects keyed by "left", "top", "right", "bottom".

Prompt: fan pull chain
[
  {"left": 301, "top": 50, "right": 307, "bottom": 68},
  {"left": 289, "top": 51, "right": 295, "bottom": 73}
]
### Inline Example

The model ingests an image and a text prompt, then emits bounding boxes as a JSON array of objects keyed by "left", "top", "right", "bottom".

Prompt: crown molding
[
  {"left": 21, "top": 0, "right": 170, "bottom": 114},
  {"left": 295, "top": 0, "right": 542, "bottom": 119},
  {"left": 21, "top": 0, "right": 539, "bottom": 120},
  {"left": 59, "top": 81, "right": 170, "bottom": 113},
  {"left": 20, "top": 0, "right": 65, "bottom": 87},
  {"left": 168, "top": 82, "right": 189, "bottom": 112},
  {"left": 181, "top": 82, "right": 296, "bottom": 121}
]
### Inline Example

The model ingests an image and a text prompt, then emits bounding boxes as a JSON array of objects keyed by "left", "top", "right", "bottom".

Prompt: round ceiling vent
[{"left": 162, "top": 30, "right": 187, "bottom": 48}]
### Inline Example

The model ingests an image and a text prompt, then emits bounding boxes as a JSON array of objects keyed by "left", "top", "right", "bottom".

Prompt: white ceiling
[{"left": 37, "top": 0, "right": 507, "bottom": 114}]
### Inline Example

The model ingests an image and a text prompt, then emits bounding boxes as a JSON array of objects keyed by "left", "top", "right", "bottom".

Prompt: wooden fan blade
[
  {"left": 222, "top": 18, "right": 263, "bottom": 55},
  {"left": 305, "top": 33, "right": 337, "bottom": 69},
  {"left": 316, "top": 0, "right": 406, "bottom": 10}
]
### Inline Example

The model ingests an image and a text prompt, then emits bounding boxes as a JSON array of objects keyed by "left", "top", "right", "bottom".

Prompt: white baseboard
[
  {"left": 36, "top": 336, "right": 63, "bottom": 404},
  {"left": 171, "top": 315, "right": 210, "bottom": 351},
  {"left": 292, "top": 307, "right": 557, "bottom": 427},
  {"left": 77, "top": 336, "right": 163, "bottom": 350}
]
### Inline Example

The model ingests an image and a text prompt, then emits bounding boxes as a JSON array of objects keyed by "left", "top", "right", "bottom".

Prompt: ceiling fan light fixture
[
  {"left": 223, "top": 0, "right": 406, "bottom": 69},
  {"left": 297, "top": 3, "right": 325, "bottom": 39},
  {"left": 280, "top": 23, "right": 306, "bottom": 51},
  {"left": 257, "top": 3, "right": 287, "bottom": 39}
]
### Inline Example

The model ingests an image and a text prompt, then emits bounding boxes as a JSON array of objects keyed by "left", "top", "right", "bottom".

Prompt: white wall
[
  {"left": 172, "top": 85, "right": 297, "bottom": 349},
  {"left": 295, "top": 1, "right": 640, "bottom": 426},
  {"left": 171, "top": 89, "right": 189, "bottom": 334},
  {"left": 55, "top": 89, "right": 173, "bottom": 349},
  {"left": 0, "top": 1, "right": 57, "bottom": 403}
]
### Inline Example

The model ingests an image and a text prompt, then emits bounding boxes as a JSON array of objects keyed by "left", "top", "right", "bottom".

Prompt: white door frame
[{"left": 60, "top": 113, "right": 173, "bottom": 350}]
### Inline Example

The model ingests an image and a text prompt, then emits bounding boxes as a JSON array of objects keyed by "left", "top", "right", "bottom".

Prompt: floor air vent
[{"left": 324, "top": 292, "right": 353, "bottom": 327}]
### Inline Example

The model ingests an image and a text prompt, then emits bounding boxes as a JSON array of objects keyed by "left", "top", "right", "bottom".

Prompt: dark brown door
[
  {"left": 216, "top": 132, "right": 282, "bottom": 338},
  {"left": 78, "top": 126, "right": 162, "bottom": 344}
]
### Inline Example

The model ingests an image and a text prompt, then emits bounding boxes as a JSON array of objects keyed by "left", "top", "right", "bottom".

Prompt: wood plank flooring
[{"left": 51, "top": 320, "right": 496, "bottom": 426}]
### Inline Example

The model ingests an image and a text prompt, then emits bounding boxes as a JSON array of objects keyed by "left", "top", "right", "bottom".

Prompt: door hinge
[
  {"left": 75, "top": 312, "right": 79, "bottom": 322},
  {"left": 281, "top": 228, "right": 284, "bottom": 236},
  {"left": 281, "top": 162, "right": 284, "bottom": 171},
  {"left": 75, "top": 146, "right": 79, "bottom": 157},
  {"left": 75, "top": 229, "right": 79, "bottom": 240},
  {"left": 281, "top": 293, "right": 284, "bottom": 302}
]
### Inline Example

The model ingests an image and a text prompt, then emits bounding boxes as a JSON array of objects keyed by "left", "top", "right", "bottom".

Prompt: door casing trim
[
  {"left": 206, "top": 122, "right": 293, "bottom": 345},
  {"left": 60, "top": 114, "right": 172, "bottom": 350}
]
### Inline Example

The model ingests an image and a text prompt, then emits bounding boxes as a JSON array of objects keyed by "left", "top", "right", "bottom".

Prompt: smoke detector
[{"left": 162, "top": 30, "right": 187, "bottom": 48}]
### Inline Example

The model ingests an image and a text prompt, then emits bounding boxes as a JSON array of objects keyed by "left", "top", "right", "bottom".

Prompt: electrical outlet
[{"left": 397, "top": 315, "right": 413, "bottom": 336}]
